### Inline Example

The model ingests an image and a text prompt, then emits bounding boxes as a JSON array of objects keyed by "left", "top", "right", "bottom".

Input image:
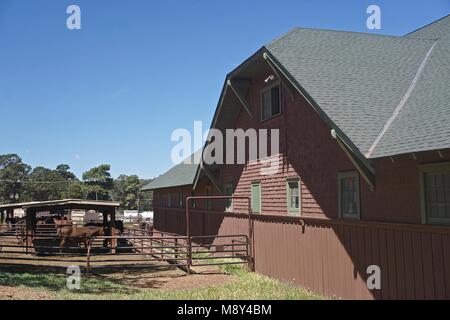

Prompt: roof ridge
[
  {"left": 265, "top": 27, "right": 301, "bottom": 46},
  {"left": 282, "top": 26, "right": 407, "bottom": 39},
  {"left": 404, "top": 14, "right": 450, "bottom": 37},
  {"left": 267, "top": 25, "right": 441, "bottom": 48},
  {"left": 365, "top": 40, "right": 438, "bottom": 158}
]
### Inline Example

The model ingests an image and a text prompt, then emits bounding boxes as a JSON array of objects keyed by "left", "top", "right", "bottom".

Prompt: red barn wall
[{"left": 152, "top": 67, "right": 450, "bottom": 299}]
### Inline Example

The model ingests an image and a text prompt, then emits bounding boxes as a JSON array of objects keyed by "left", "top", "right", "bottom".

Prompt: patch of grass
[
  {"left": 63, "top": 263, "right": 321, "bottom": 300},
  {"left": 0, "top": 272, "right": 129, "bottom": 296},
  {"left": 0, "top": 264, "right": 323, "bottom": 300},
  {"left": 139, "top": 272, "right": 320, "bottom": 300},
  {"left": 59, "top": 273, "right": 321, "bottom": 300}
]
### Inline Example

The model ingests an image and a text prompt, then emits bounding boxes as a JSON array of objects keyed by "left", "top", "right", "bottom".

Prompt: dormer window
[{"left": 261, "top": 83, "right": 281, "bottom": 121}]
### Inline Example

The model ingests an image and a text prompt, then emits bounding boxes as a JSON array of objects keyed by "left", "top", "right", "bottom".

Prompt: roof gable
[
  {"left": 266, "top": 27, "right": 437, "bottom": 157},
  {"left": 146, "top": 15, "right": 450, "bottom": 190}
]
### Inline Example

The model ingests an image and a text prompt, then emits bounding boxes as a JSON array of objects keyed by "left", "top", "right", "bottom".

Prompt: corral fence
[{"left": 0, "top": 223, "right": 250, "bottom": 274}]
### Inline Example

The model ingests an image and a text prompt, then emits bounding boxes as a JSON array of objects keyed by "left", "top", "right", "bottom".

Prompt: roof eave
[{"left": 262, "top": 48, "right": 376, "bottom": 178}]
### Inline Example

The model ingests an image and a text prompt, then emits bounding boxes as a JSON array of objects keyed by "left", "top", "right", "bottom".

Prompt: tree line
[{"left": 0, "top": 154, "right": 153, "bottom": 211}]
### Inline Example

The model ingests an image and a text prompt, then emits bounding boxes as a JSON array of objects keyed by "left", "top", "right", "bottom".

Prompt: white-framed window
[
  {"left": 261, "top": 83, "right": 281, "bottom": 121},
  {"left": 224, "top": 184, "right": 234, "bottom": 212},
  {"left": 338, "top": 171, "right": 361, "bottom": 219},
  {"left": 251, "top": 182, "right": 261, "bottom": 214},
  {"left": 420, "top": 162, "right": 450, "bottom": 225},
  {"left": 286, "top": 178, "right": 301, "bottom": 215}
]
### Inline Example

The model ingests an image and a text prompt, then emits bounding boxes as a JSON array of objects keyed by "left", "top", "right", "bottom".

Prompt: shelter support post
[
  {"left": 25, "top": 209, "right": 35, "bottom": 255},
  {"left": 110, "top": 209, "right": 117, "bottom": 254},
  {"left": 7, "top": 208, "right": 13, "bottom": 220}
]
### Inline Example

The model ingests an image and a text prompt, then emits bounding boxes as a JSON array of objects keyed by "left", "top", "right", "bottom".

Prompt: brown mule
[{"left": 54, "top": 217, "right": 105, "bottom": 253}]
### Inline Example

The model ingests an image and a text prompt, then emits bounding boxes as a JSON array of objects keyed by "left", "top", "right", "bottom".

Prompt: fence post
[
  {"left": 141, "top": 229, "right": 144, "bottom": 256},
  {"left": 25, "top": 228, "right": 29, "bottom": 255},
  {"left": 247, "top": 198, "right": 254, "bottom": 272},
  {"left": 150, "top": 233, "right": 153, "bottom": 256},
  {"left": 86, "top": 240, "right": 92, "bottom": 275},
  {"left": 186, "top": 198, "right": 192, "bottom": 275}
]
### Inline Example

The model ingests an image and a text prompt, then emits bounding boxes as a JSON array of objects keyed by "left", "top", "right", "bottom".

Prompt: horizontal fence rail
[
  {"left": 0, "top": 223, "right": 250, "bottom": 274},
  {"left": 190, "top": 235, "right": 249, "bottom": 267}
]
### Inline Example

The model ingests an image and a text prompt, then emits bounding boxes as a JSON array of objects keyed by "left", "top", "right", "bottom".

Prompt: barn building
[{"left": 142, "top": 15, "right": 450, "bottom": 299}]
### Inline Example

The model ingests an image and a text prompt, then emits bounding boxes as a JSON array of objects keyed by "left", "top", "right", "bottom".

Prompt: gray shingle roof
[
  {"left": 141, "top": 152, "right": 200, "bottom": 191},
  {"left": 265, "top": 19, "right": 450, "bottom": 158},
  {"left": 370, "top": 15, "right": 450, "bottom": 157},
  {"left": 145, "top": 16, "right": 450, "bottom": 190}
]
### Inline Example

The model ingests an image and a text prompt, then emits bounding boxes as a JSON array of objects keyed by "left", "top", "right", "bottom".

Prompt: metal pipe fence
[{"left": 0, "top": 223, "right": 250, "bottom": 274}]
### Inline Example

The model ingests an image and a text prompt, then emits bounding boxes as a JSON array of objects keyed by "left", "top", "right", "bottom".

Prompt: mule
[
  {"left": 54, "top": 218, "right": 124, "bottom": 253},
  {"left": 84, "top": 220, "right": 125, "bottom": 247},
  {"left": 58, "top": 226, "right": 105, "bottom": 252}
]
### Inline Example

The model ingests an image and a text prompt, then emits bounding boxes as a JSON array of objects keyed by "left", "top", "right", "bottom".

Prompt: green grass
[
  {"left": 0, "top": 264, "right": 323, "bottom": 300},
  {"left": 0, "top": 272, "right": 126, "bottom": 296}
]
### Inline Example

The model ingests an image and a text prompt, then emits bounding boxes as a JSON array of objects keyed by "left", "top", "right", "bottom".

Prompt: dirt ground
[
  {"left": 0, "top": 232, "right": 243, "bottom": 300},
  {"left": 0, "top": 285, "right": 53, "bottom": 300},
  {"left": 0, "top": 263, "right": 235, "bottom": 300},
  {"left": 0, "top": 239, "right": 236, "bottom": 299}
]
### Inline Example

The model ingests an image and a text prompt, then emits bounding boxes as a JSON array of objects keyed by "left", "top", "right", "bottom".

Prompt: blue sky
[{"left": 0, "top": 0, "right": 448, "bottom": 179}]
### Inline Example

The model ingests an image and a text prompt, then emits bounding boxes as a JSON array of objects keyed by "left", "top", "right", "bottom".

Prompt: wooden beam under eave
[
  {"left": 227, "top": 79, "right": 253, "bottom": 119},
  {"left": 200, "top": 162, "right": 223, "bottom": 194},
  {"left": 335, "top": 137, "right": 376, "bottom": 191},
  {"left": 262, "top": 53, "right": 296, "bottom": 98}
]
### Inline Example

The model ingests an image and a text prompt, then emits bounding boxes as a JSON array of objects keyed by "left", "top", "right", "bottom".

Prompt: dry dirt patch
[
  {"left": 0, "top": 285, "right": 52, "bottom": 300},
  {"left": 100, "top": 266, "right": 235, "bottom": 291}
]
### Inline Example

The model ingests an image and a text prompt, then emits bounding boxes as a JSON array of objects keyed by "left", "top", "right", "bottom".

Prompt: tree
[
  {"left": 56, "top": 164, "right": 80, "bottom": 199},
  {"left": 24, "top": 167, "right": 63, "bottom": 201},
  {"left": 56, "top": 164, "right": 77, "bottom": 181},
  {"left": 82, "top": 164, "right": 114, "bottom": 200},
  {"left": 64, "top": 181, "right": 87, "bottom": 199},
  {"left": 138, "top": 179, "right": 154, "bottom": 211},
  {"left": 0, "top": 154, "right": 31, "bottom": 203},
  {"left": 113, "top": 175, "right": 141, "bottom": 210},
  {"left": 23, "top": 164, "right": 80, "bottom": 201},
  {"left": 0, "top": 154, "right": 152, "bottom": 206},
  {"left": 25, "top": 164, "right": 80, "bottom": 201}
]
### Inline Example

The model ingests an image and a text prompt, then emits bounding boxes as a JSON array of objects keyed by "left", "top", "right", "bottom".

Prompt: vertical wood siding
[{"left": 154, "top": 209, "right": 450, "bottom": 300}]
